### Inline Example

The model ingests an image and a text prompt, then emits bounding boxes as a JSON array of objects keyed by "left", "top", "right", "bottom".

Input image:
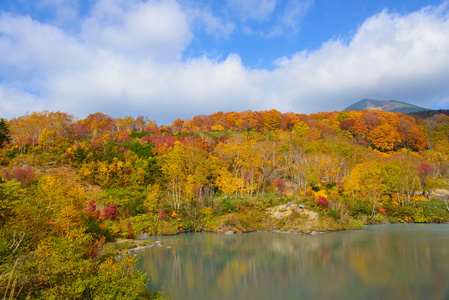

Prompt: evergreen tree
[{"left": 0, "top": 118, "right": 11, "bottom": 147}]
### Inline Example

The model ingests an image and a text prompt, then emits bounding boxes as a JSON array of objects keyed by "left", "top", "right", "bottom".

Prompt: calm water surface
[{"left": 137, "top": 224, "right": 449, "bottom": 300}]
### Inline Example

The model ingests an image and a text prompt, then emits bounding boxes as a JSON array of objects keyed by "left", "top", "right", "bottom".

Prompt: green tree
[
  {"left": 0, "top": 118, "right": 11, "bottom": 148},
  {"left": 0, "top": 180, "right": 22, "bottom": 226}
]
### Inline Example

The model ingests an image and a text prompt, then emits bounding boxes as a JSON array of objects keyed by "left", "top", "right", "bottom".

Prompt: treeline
[{"left": 1, "top": 109, "right": 449, "bottom": 298}]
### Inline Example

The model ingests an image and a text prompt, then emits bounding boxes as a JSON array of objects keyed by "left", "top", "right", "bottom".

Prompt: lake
[{"left": 137, "top": 224, "right": 449, "bottom": 300}]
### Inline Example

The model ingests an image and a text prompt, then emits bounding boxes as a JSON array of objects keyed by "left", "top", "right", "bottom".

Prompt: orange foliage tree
[
  {"left": 8, "top": 111, "right": 74, "bottom": 151},
  {"left": 79, "top": 112, "right": 114, "bottom": 136}
]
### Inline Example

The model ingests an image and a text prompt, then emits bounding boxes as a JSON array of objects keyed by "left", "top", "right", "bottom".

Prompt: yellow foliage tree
[
  {"left": 344, "top": 161, "right": 384, "bottom": 219},
  {"left": 215, "top": 167, "right": 250, "bottom": 196},
  {"left": 160, "top": 141, "right": 217, "bottom": 210},
  {"left": 144, "top": 184, "right": 163, "bottom": 213},
  {"left": 214, "top": 134, "right": 263, "bottom": 195}
]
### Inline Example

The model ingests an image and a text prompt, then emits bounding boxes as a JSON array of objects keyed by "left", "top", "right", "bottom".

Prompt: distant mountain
[{"left": 344, "top": 99, "right": 429, "bottom": 114}]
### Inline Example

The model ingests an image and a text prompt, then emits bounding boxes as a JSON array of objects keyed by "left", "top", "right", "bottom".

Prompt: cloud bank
[{"left": 1, "top": 0, "right": 449, "bottom": 124}]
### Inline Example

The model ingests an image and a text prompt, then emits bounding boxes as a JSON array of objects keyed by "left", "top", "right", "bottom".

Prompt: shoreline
[{"left": 113, "top": 220, "right": 449, "bottom": 254}]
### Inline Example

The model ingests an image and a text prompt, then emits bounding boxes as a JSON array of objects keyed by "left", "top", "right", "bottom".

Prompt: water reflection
[{"left": 137, "top": 224, "right": 449, "bottom": 300}]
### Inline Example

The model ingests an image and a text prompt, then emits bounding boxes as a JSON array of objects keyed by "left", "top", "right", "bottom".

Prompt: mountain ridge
[{"left": 344, "top": 99, "right": 429, "bottom": 114}]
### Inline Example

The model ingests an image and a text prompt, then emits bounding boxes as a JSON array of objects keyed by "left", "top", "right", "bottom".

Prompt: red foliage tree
[
  {"left": 88, "top": 236, "right": 105, "bottom": 259},
  {"left": 418, "top": 162, "right": 433, "bottom": 175},
  {"left": 103, "top": 205, "right": 119, "bottom": 220},
  {"left": 86, "top": 199, "right": 101, "bottom": 219},
  {"left": 274, "top": 178, "right": 286, "bottom": 195},
  {"left": 158, "top": 210, "right": 168, "bottom": 221},
  {"left": 418, "top": 163, "right": 433, "bottom": 196}
]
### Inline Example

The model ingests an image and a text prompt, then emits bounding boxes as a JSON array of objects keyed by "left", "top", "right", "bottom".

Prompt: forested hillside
[{"left": 1, "top": 109, "right": 449, "bottom": 298}]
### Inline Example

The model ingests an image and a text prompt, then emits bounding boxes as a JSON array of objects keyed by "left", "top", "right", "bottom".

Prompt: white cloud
[
  {"left": 0, "top": 85, "right": 45, "bottom": 118},
  {"left": 195, "top": 10, "right": 235, "bottom": 39},
  {"left": 81, "top": 0, "right": 192, "bottom": 61},
  {"left": 1, "top": 1, "right": 449, "bottom": 124},
  {"left": 225, "top": 0, "right": 313, "bottom": 37},
  {"left": 268, "top": 3, "right": 449, "bottom": 112},
  {"left": 266, "top": 0, "right": 314, "bottom": 37},
  {"left": 226, "top": 0, "right": 277, "bottom": 21},
  {"left": 0, "top": 13, "right": 90, "bottom": 84},
  {"left": 49, "top": 54, "right": 256, "bottom": 121}
]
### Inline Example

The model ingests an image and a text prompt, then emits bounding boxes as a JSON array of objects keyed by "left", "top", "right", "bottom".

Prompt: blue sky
[{"left": 1, "top": 0, "right": 448, "bottom": 124}]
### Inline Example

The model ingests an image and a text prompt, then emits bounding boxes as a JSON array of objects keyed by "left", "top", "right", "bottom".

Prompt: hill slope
[{"left": 344, "top": 99, "right": 429, "bottom": 114}]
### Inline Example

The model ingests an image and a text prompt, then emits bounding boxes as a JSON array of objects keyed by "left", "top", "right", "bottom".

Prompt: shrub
[
  {"left": 2, "top": 166, "right": 37, "bottom": 185},
  {"left": 257, "top": 197, "right": 274, "bottom": 208},
  {"left": 11, "top": 229, "right": 149, "bottom": 299},
  {"left": 219, "top": 197, "right": 237, "bottom": 214},
  {"left": 103, "top": 205, "right": 119, "bottom": 220},
  {"left": 86, "top": 199, "right": 101, "bottom": 219},
  {"left": 180, "top": 220, "right": 195, "bottom": 232},
  {"left": 350, "top": 203, "right": 371, "bottom": 217},
  {"left": 274, "top": 178, "right": 286, "bottom": 195},
  {"left": 99, "top": 188, "right": 147, "bottom": 215},
  {"left": 126, "top": 221, "right": 135, "bottom": 239},
  {"left": 346, "top": 217, "right": 365, "bottom": 229},
  {"left": 82, "top": 215, "right": 112, "bottom": 241},
  {"left": 157, "top": 220, "right": 178, "bottom": 235},
  {"left": 223, "top": 214, "right": 236, "bottom": 226},
  {"left": 413, "top": 199, "right": 449, "bottom": 223},
  {"left": 315, "top": 196, "right": 329, "bottom": 208},
  {"left": 384, "top": 204, "right": 414, "bottom": 222},
  {"left": 158, "top": 210, "right": 168, "bottom": 221},
  {"left": 327, "top": 209, "right": 340, "bottom": 219}
]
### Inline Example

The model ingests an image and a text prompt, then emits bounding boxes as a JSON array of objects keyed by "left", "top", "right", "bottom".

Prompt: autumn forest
[{"left": 1, "top": 108, "right": 449, "bottom": 299}]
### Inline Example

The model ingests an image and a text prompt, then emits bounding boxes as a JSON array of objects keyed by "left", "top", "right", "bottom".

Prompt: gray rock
[
  {"left": 137, "top": 233, "right": 150, "bottom": 240},
  {"left": 224, "top": 230, "right": 234, "bottom": 235},
  {"left": 310, "top": 231, "right": 325, "bottom": 235},
  {"left": 128, "top": 245, "right": 150, "bottom": 253}
]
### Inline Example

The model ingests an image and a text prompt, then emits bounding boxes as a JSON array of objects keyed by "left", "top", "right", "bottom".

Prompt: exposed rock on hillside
[{"left": 268, "top": 203, "right": 318, "bottom": 221}]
